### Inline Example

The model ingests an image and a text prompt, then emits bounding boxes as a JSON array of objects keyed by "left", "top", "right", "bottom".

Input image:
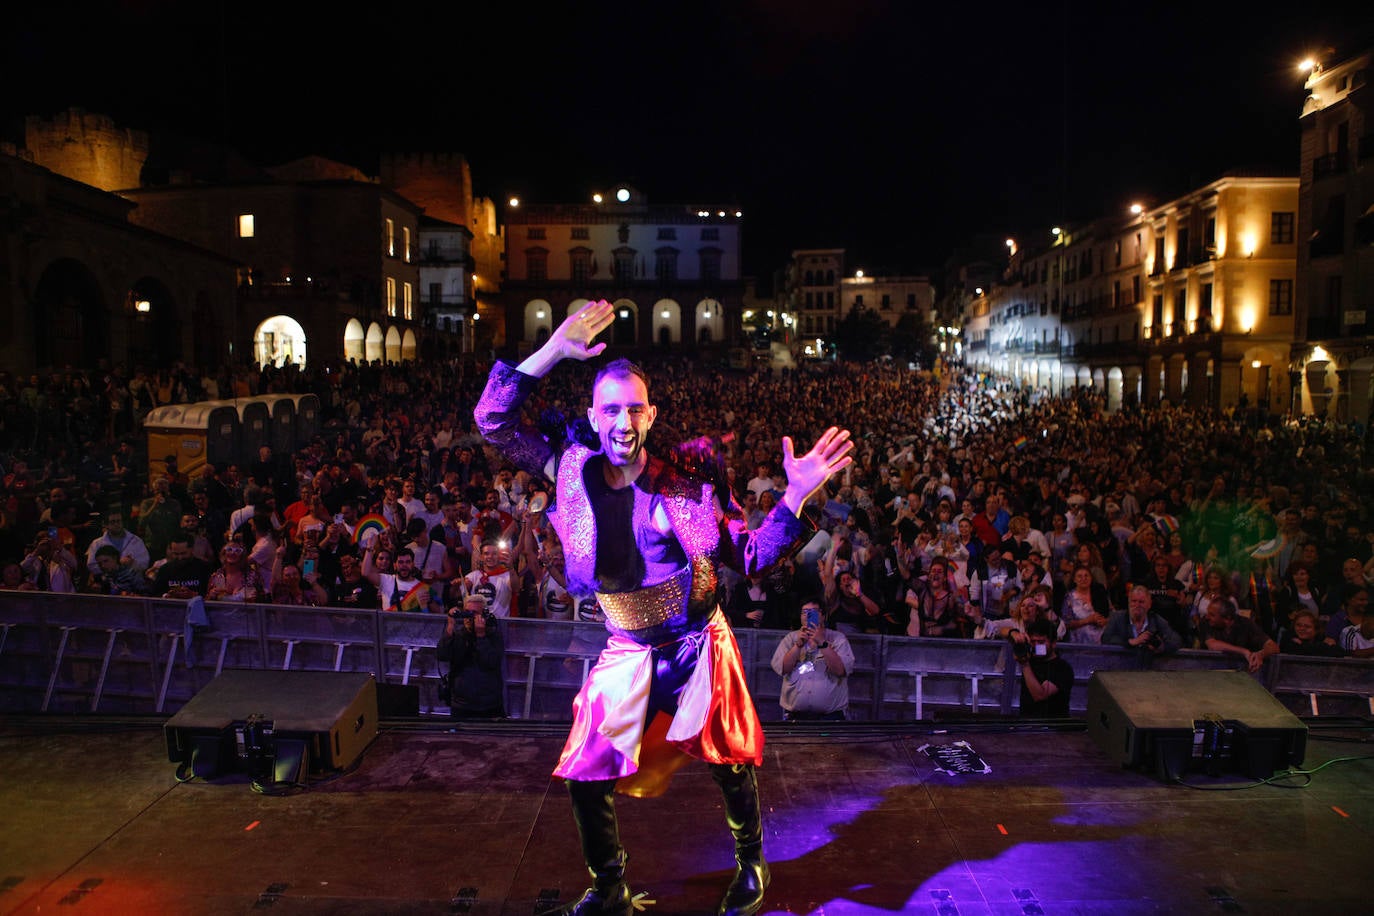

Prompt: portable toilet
[
  {"left": 236, "top": 398, "right": 272, "bottom": 459},
  {"left": 293, "top": 393, "right": 321, "bottom": 444},
  {"left": 143, "top": 400, "right": 240, "bottom": 486},
  {"left": 260, "top": 394, "right": 297, "bottom": 455}
]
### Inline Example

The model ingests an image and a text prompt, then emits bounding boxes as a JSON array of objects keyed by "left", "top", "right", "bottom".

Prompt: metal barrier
[{"left": 3, "top": 591, "right": 1373, "bottom": 720}]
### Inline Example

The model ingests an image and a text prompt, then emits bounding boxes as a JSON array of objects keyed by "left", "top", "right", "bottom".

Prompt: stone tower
[{"left": 25, "top": 108, "right": 149, "bottom": 191}]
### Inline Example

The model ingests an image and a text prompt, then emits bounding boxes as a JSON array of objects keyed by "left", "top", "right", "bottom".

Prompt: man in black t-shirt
[
  {"left": 153, "top": 534, "right": 212, "bottom": 599},
  {"left": 1011, "top": 619, "right": 1074, "bottom": 717},
  {"left": 328, "top": 553, "right": 379, "bottom": 609}
]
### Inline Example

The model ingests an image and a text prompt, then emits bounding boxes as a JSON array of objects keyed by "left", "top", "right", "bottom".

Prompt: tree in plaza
[
  {"left": 833, "top": 305, "right": 891, "bottom": 362},
  {"left": 889, "top": 311, "right": 938, "bottom": 370}
]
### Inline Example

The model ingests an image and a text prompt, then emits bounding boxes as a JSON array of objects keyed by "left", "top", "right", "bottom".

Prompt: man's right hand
[{"left": 521, "top": 300, "right": 616, "bottom": 376}]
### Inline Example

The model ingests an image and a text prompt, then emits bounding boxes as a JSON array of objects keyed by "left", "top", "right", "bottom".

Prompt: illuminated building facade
[
  {"left": 1294, "top": 48, "right": 1374, "bottom": 424},
  {"left": 970, "top": 174, "right": 1299, "bottom": 412},
  {"left": 499, "top": 185, "right": 745, "bottom": 356}
]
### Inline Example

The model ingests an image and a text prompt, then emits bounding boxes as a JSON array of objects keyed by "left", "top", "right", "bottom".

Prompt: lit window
[
  {"left": 403, "top": 227, "right": 411, "bottom": 262},
  {"left": 386, "top": 277, "right": 396, "bottom": 317},
  {"left": 238, "top": 214, "right": 254, "bottom": 238},
  {"left": 386, "top": 219, "right": 395, "bottom": 257},
  {"left": 403, "top": 282, "right": 413, "bottom": 320}
]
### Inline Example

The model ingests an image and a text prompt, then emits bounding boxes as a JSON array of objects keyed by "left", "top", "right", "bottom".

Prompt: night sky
[{"left": 6, "top": 1, "right": 1374, "bottom": 277}]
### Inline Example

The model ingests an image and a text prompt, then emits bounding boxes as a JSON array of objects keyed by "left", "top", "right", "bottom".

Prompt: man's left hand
[{"left": 781, "top": 427, "right": 854, "bottom": 516}]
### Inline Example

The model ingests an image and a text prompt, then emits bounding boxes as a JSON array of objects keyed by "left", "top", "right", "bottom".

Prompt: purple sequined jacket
[{"left": 474, "top": 361, "right": 806, "bottom": 643}]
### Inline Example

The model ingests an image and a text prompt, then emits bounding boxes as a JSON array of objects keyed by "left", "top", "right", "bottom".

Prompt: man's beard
[{"left": 602, "top": 429, "right": 644, "bottom": 467}]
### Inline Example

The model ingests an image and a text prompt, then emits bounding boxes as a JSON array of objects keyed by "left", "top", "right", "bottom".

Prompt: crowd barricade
[
  {"left": 1266, "top": 654, "right": 1374, "bottom": 717},
  {"left": 878, "top": 637, "right": 1013, "bottom": 718},
  {"left": 3, "top": 591, "right": 1374, "bottom": 721}
]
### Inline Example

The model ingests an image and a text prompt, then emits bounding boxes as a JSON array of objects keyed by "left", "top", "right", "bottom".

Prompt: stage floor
[{"left": 1, "top": 715, "right": 1371, "bottom": 915}]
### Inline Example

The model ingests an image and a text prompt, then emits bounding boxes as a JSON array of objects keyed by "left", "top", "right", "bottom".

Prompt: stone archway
[
  {"left": 652, "top": 298, "right": 681, "bottom": 345},
  {"left": 365, "top": 322, "right": 384, "bottom": 364},
  {"left": 343, "top": 318, "right": 365, "bottom": 363},
  {"left": 253, "top": 314, "right": 307, "bottom": 368},
  {"left": 32, "top": 258, "right": 108, "bottom": 370},
  {"left": 611, "top": 299, "right": 638, "bottom": 346}
]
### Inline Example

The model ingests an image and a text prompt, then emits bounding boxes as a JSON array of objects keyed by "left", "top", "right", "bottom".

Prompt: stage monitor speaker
[
  {"left": 165, "top": 670, "right": 378, "bottom": 782},
  {"left": 1087, "top": 670, "right": 1307, "bottom": 782}
]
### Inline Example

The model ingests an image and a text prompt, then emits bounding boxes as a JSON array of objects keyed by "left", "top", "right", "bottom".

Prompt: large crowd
[{"left": 3, "top": 354, "right": 1373, "bottom": 665}]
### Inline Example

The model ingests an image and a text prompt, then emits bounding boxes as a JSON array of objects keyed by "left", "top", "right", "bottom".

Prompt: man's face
[
  {"left": 339, "top": 555, "right": 361, "bottom": 580},
  {"left": 394, "top": 553, "right": 415, "bottom": 577},
  {"left": 424, "top": 491, "right": 439, "bottom": 511},
  {"left": 167, "top": 541, "right": 192, "bottom": 562},
  {"left": 1343, "top": 559, "right": 1363, "bottom": 583},
  {"left": 1128, "top": 588, "right": 1151, "bottom": 619},
  {"left": 96, "top": 554, "right": 118, "bottom": 573},
  {"left": 1348, "top": 591, "right": 1369, "bottom": 616},
  {"left": 403, "top": 480, "right": 415, "bottom": 498},
  {"left": 105, "top": 514, "right": 125, "bottom": 536},
  {"left": 589, "top": 373, "right": 656, "bottom": 468},
  {"left": 481, "top": 545, "right": 500, "bottom": 569},
  {"left": 1204, "top": 601, "right": 1229, "bottom": 629}
]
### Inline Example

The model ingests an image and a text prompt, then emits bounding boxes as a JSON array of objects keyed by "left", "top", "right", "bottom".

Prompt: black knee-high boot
[
  {"left": 710, "top": 763, "right": 769, "bottom": 916},
  {"left": 543, "top": 778, "right": 632, "bottom": 916}
]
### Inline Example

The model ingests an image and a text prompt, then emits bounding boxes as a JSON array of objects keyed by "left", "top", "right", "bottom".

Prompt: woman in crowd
[
  {"left": 205, "top": 541, "right": 265, "bottom": 602},
  {"left": 1046, "top": 512, "right": 1076, "bottom": 578},
  {"left": 1275, "top": 560, "right": 1325, "bottom": 629},
  {"left": 1139, "top": 553, "right": 1191, "bottom": 644},
  {"left": 1061, "top": 563, "right": 1110, "bottom": 644},
  {"left": 1279, "top": 609, "right": 1342, "bottom": 657}
]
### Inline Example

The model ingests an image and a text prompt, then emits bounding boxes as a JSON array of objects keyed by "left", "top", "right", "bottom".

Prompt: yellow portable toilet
[{"left": 143, "top": 401, "right": 241, "bottom": 486}]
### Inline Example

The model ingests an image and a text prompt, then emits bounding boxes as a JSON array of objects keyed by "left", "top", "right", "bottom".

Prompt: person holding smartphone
[{"left": 769, "top": 599, "right": 855, "bottom": 722}]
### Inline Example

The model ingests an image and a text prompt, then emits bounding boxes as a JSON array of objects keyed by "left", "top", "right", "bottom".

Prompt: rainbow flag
[
  {"left": 355, "top": 513, "right": 388, "bottom": 544},
  {"left": 1013, "top": 435, "right": 1029, "bottom": 450},
  {"left": 389, "top": 580, "right": 430, "bottom": 613}
]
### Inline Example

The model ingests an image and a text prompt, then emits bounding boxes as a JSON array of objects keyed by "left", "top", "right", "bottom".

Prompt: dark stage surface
[{"left": 2, "top": 716, "right": 1372, "bottom": 915}]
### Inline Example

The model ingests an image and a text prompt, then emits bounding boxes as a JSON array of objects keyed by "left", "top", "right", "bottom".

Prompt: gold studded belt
[{"left": 596, "top": 558, "right": 716, "bottom": 632}]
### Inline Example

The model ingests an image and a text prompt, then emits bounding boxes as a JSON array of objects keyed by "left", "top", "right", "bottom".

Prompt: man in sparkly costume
[{"left": 475, "top": 299, "right": 852, "bottom": 916}]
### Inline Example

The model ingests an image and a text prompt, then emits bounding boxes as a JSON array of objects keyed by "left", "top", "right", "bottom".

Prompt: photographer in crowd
[
  {"left": 1009, "top": 619, "right": 1073, "bottom": 717},
  {"left": 436, "top": 593, "right": 506, "bottom": 719},
  {"left": 770, "top": 598, "right": 855, "bottom": 721},
  {"left": 1102, "top": 584, "right": 1182, "bottom": 662}
]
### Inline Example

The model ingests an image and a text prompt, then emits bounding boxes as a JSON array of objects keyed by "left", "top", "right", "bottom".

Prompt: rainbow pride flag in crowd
[
  {"left": 355, "top": 513, "right": 388, "bottom": 543},
  {"left": 1013, "top": 435, "right": 1029, "bottom": 450},
  {"left": 389, "top": 581, "right": 430, "bottom": 613}
]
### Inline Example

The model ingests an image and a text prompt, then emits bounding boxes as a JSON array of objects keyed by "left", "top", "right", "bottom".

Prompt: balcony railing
[{"left": 424, "top": 294, "right": 469, "bottom": 310}]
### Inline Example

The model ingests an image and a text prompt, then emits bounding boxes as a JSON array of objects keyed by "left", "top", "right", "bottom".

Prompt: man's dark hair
[
  {"left": 94, "top": 544, "right": 120, "bottom": 560},
  {"left": 593, "top": 358, "right": 650, "bottom": 395},
  {"left": 1027, "top": 619, "right": 1058, "bottom": 642}
]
